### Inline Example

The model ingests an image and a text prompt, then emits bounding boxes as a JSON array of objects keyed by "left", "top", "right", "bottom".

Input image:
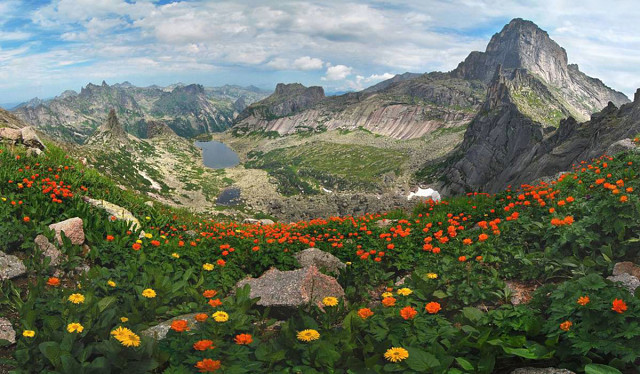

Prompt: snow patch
[{"left": 407, "top": 187, "right": 441, "bottom": 202}]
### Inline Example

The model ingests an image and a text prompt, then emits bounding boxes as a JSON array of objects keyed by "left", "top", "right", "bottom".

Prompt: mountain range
[{"left": 12, "top": 82, "right": 269, "bottom": 143}]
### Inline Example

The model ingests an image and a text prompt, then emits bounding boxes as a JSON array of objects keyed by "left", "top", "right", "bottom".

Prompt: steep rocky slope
[
  {"left": 442, "top": 67, "right": 640, "bottom": 194},
  {"left": 0, "top": 108, "right": 27, "bottom": 129},
  {"left": 12, "top": 82, "right": 269, "bottom": 143},
  {"left": 451, "top": 18, "right": 629, "bottom": 122},
  {"left": 234, "top": 19, "right": 627, "bottom": 139}
]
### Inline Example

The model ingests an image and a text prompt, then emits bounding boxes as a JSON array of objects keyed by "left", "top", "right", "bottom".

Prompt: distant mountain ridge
[
  {"left": 12, "top": 81, "right": 270, "bottom": 143},
  {"left": 233, "top": 18, "right": 627, "bottom": 139}
]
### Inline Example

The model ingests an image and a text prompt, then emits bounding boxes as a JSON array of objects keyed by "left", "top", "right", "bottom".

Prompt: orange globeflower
[
  {"left": 193, "top": 340, "right": 215, "bottom": 351},
  {"left": 132, "top": 243, "right": 141, "bottom": 251},
  {"left": 478, "top": 233, "right": 488, "bottom": 242},
  {"left": 195, "top": 359, "right": 221, "bottom": 372},
  {"left": 195, "top": 313, "right": 208, "bottom": 322},
  {"left": 577, "top": 296, "right": 590, "bottom": 306},
  {"left": 612, "top": 299, "right": 627, "bottom": 314},
  {"left": 203, "top": 290, "right": 217, "bottom": 298},
  {"left": 358, "top": 308, "right": 374, "bottom": 319},
  {"left": 234, "top": 334, "right": 253, "bottom": 345},
  {"left": 462, "top": 238, "right": 472, "bottom": 245},
  {"left": 216, "top": 259, "right": 226, "bottom": 267},
  {"left": 382, "top": 297, "right": 396, "bottom": 307},
  {"left": 170, "top": 319, "right": 189, "bottom": 332},
  {"left": 425, "top": 302, "right": 441, "bottom": 314},
  {"left": 458, "top": 256, "right": 467, "bottom": 262},
  {"left": 400, "top": 306, "right": 417, "bottom": 320},
  {"left": 23, "top": 216, "right": 30, "bottom": 223},
  {"left": 106, "top": 235, "right": 115, "bottom": 241},
  {"left": 46, "top": 277, "right": 61, "bottom": 286},
  {"left": 560, "top": 320, "right": 572, "bottom": 331},
  {"left": 208, "top": 298, "right": 222, "bottom": 308}
]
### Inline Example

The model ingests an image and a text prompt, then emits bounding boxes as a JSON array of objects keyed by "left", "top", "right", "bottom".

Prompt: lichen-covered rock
[
  {"left": 236, "top": 266, "right": 344, "bottom": 309},
  {"left": 613, "top": 261, "right": 640, "bottom": 278},
  {"left": 141, "top": 313, "right": 203, "bottom": 340},
  {"left": 0, "top": 127, "right": 22, "bottom": 143},
  {"left": 608, "top": 138, "right": 638, "bottom": 155},
  {"left": 20, "top": 126, "right": 45, "bottom": 150},
  {"left": 0, "top": 318, "right": 16, "bottom": 345},
  {"left": 375, "top": 219, "right": 397, "bottom": 228},
  {"left": 0, "top": 251, "right": 26, "bottom": 280},
  {"left": 259, "top": 219, "right": 275, "bottom": 225},
  {"left": 48, "top": 217, "right": 85, "bottom": 246},
  {"left": 607, "top": 273, "right": 640, "bottom": 294},
  {"left": 82, "top": 197, "right": 141, "bottom": 230},
  {"left": 34, "top": 234, "right": 65, "bottom": 267},
  {"left": 511, "top": 368, "right": 575, "bottom": 374},
  {"left": 294, "top": 248, "right": 345, "bottom": 274}
]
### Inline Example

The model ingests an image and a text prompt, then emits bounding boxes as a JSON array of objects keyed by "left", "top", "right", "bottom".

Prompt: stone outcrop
[
  {"left": 0, "top": 107, "right": 27, "bottom": 129},
  {"left": 34, "top": 234, "right": 65, "bottom": 267},
  {"left": 0, "top": 318, "right": 16, "bottom": 345},
  {"left": 607, "top": 273, "right": 640, "bottom": 294},
  {"left": 86, "top": 109, "right": 130, "bottom": 146},
  {"left": 48, "top": 217, "right": 85, "bottom": 246},
  {"left": 0, "top": 126, "right": 46, "bottom": 151},
  {"left": 294, "top": 248, "right": 346, "bottom": 274},
  {"left": 236, "top": 266, "right": 344, "bottom": 310},
  {"left": 82, "top": 197, "right": 141, "bottom": 230},
  {"left": 511, "top": 368, "right": 575, "bottom": 374},
  {"left": 141, "top": 313, "right": 203, "bottom": 340},
  {"left": 0, "top": 251, "right": 26, "bottom": 280}
]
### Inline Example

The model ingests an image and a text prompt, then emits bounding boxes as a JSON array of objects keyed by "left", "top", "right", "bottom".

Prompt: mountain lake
[{"left": 194, "top": 140, "right": 240, "bottom": 169}]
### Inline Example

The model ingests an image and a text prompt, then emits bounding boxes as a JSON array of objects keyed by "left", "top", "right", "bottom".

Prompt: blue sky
[{"left": 1, "top": 0, "right": 640, "bottom": 104}]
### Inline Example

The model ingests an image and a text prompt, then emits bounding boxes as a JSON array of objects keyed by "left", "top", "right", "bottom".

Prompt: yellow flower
[
  {"left": 67, "top": 323, "right": 84, "bottom": 333},
  {"left": 1, "top": 197, "right": 6, "bottom": 202},
  {"left": 142, "top": 288, "right": 156, "bottom": 298},
  {"left": 107, "top": 280, "right": 116, "bottom": 287},
  {"left": 322, "top": 297, "right": 339, "bottom": 307},
  {"left": 68, "top": 293, "right": 85, "bottom": 304},
  {"left": 296, "top": 329, "right": 320, "bottom": 342},
  {"left": 397, "top": 288, "right": 412, "bottom": 296},
  {"left": 110, "top": 326, "right": 140, "bottom": 347},
  {"left": 381, "top": 292, "right": 393, "bottom": 298},
  {"left": 22, "top": 330, "right": 35, "bottom": 338},
  {"left": 426, "top": 273, "right": 438, "bottom": 279},
  {"left": 171, "top": 253, "right": 180, "bottom": 258},
  {"left": 120, "top": 317, "right": 129, "bottom": 323},
  {"left": 160, "top": 235, "right": 166, "bottom": 239},
  {"left": 136, "top": 239, "right": 142, "bottom": 244},
  {"left": 345, "top": 262, "right": 352, "bottom": 265},
  {"left": 145, "top": 216, "right": 151, "bottom": 221},
  {"left": 384, "top": 347, "right": 409, "bottom": 362},
  {"left": 144, "top": 233, "right": 152, "bottom": 239},
  {"left": 212, "top": 311, "right": 229, "bottom": 322},
  {"left": 203, "top": 263, "right": 214, "bottom": 271}
]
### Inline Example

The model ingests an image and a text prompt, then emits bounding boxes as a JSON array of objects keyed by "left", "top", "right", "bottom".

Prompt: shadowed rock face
[
  {"left": 86, "top": 109, "right": 130, "bottom": 145},
  {"left": 452, "top": 18, "right": 629, "bottom": 120}
]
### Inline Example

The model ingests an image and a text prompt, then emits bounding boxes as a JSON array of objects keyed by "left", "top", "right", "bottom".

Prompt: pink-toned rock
[
  {"left": 0, "top": 317, "right": 16, "bottom": 345},
  {"left": 48, "top": 217, "right": 85, "bottom": 246},
  {"left": 0, "top": 127, "right": 22, "bottom": 143},
  {"left": 236, "top": 266, "right": 344, "bottom": 309},
  {"left": 34, "top": 234, "right": 65, "bottom": 267},
  {"left": 613, "top": 261, "right": 640, "bottom": 279}
]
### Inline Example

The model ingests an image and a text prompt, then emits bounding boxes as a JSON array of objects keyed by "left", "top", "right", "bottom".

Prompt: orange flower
[
  {"left": 458, "top": 256, "right": 467, "bottom": 262},
  {"left": 23, "top": 216, "right": 30, "bottom": 223},
  {"left": 462, "top": 238, "right": 472, "bottom": 245},
  {"left": 170, "top": 319, "right": 189, "bottom": 332},
  {"left": 208, "top": 298, "right": 222, "bottom": 308},
  {"left": 560, "top": 320, "right": 572, "bottom": 331},
  {"left": 193, "top": 340, "right": 215, "bottom": 351},
  {"left": 400, "top": 306, "right": 417, "bottom": 320},
  {"left": 203, "top": 290, "right": 218, "bottom": 298},
  {"left": 195, "top": 313, "right": 209, "bottom": 322},
  {"left": 132, "top": 243, "right": 141, "bottom": 251},
  {"left": 382, "top": 297, "right": 396, "bottom": 307},
  {"left": 234, "top": 333, "right": 253, "bottom": 345},
  {"left": 150, "top": 240, "right": 160, "bottom": 247},
  {"left": 425, "top": 302, "right": 441, "bottom": 314},
  {"left": 577, "top": 296, "right": 590, "bottom": 306},
  {"left": 478, "top": 233, "right": 488, "bottom": 242},
  {"left": 612, "top": 299, "right": 627, "bottom": 314},
  {"left": 216, "top": 259, "right": 226, "bottom": 267},
  {"left": 195, "top": 359, "right": 221, "bottom": 372},
  {"left": 620, "top": 195, "right": 628, "bottom": 202},
  {"left": 106, "top": 235, "right": 114, "bottom": 241},
  {"left": 357, "top": 308, "right": 374, "bottom": 319},
  {"left": 46, "top": 277, "right": 60, "bottom": 287},
  {"left": 476, "top": 255, "right": 483, "bottom": 262}
]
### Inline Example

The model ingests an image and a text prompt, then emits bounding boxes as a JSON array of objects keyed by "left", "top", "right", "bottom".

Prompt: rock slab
[
  {"left": 236, "top": 266, "right": 344, "bottom": 308},
  {"left": 607, "top": 273, "right": 640, "bottom": 295},
  {"left": 511, "top": 368, "right": 575, "bottom": 374},
  {"left": 294, "top": 248, "right": 345, "bottom": 274},
  {"left": 82, "top": 197, "right": 141, "bottom": 230},
  {"left": 141, "top": 313, "right": 202, "bottom": 340},
  {"left": 0, "top": 251, "right": 26, "bottom": 280},
  {"left": 49, "top": 217, "right": 85, "bottom": 246},
  {"left": 0, "top": 318, "right": 16, "bottom": 345},
  {"left": 34, "top": 234, "right": 65, "bottom": 267}
]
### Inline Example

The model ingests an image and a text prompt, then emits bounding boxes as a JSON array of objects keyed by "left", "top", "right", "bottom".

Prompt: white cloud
[
  {"left": 322, "top": 65, "right": 352, "bottom": 81},
  {"left": 292, "top": 56, "right": 324, "bottom": 70}
]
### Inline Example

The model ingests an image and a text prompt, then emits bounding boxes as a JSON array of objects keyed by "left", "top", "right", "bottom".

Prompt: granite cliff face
[
  {"left": 234, "top": 19, "right": 627, "bottom": 140},
  {"left": 0, "top": 108, "right": 27, "bottom": 129},
  {"left": 85, "top": 109, "right": 130, "bottom": 146},
  {"left": 442, "top": 68, "right": 640, "bottom": 194},
  {"left": 234, "top": 73, "right": 485, "bottom": 139},
  {"left": 12, "top": 82, "right": 269, "bottom": 143},
  {"left": 452, "top": 18, "right": 629, "bottom": 121}
]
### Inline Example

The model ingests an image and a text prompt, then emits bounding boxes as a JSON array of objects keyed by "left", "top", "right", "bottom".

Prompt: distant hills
[{"left": 11, "top": 82, "right": 269, "bottom": 143}]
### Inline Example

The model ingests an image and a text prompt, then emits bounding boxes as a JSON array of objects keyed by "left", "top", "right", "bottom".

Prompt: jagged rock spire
[{"left": 86, "top": 109, "right": 129, "bottom": 145}]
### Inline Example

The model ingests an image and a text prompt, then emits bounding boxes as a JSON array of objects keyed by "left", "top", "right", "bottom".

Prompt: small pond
[{"left": 194, "top": 140, "right": 240, "bottom": 169}]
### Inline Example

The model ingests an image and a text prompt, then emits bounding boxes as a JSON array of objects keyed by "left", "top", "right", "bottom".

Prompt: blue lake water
[{"left": 194, "top": 140, "right": 240, "bottom": 169}]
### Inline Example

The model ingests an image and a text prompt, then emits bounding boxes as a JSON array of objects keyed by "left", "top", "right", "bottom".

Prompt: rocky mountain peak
[
  {"left": 274, "top": 83, "right": 324, "bottom": 99},
  {"left": 173, "top": 84, "right": 205, "bottom": 95},
  {"left": 86, "top": 109, "right": 129, "bottom": 145}
]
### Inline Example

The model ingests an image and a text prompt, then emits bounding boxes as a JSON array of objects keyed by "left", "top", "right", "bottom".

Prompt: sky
[{"left": 1, "top": 0, "right": 640, "bottom": 105}]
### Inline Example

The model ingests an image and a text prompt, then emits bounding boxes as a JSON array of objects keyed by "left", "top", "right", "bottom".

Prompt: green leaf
[
  {"left": 432, "top": 290, "right": 447, "bottom": 299},
  {"left": 584, "top": 364, "right": 623, "bottom": 374},
  {"left": 462, "top": 307, "right": 483, "bottom": 322},
  {"left": 405, "top": 347, "right": 439, "bottom": 371},
  {"left": 455, "top": 357, "right": 475, "bottom": 371},
  {"left": 39, "top": 341, "right": 61, "bottom": 367},
  {"left": 97, "top": 296, "right": 117, "bottom": 313}
]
